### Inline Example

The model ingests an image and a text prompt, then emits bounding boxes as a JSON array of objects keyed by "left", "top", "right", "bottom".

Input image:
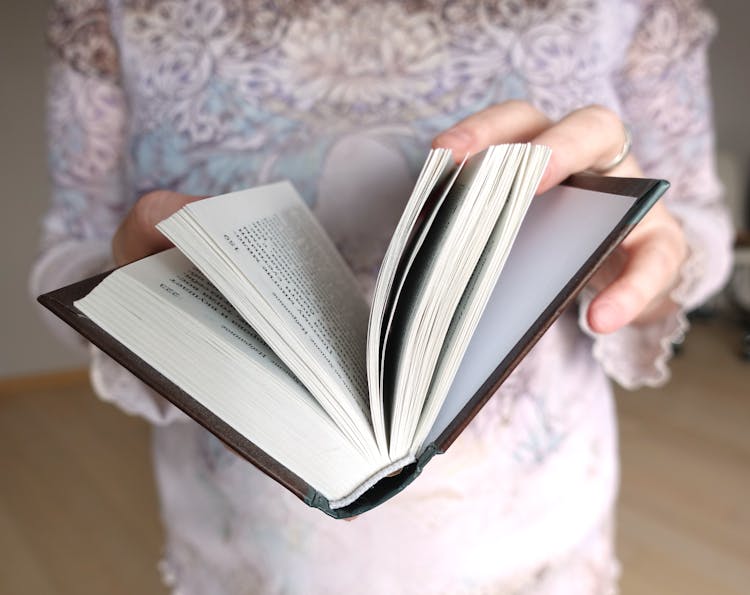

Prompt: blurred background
[{"left": 1, "top": 1, "right": 748, "bottom": 594}]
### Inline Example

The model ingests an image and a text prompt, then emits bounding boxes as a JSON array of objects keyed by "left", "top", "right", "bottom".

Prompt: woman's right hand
[
  {"left": 112, "top": 190, "right": 203, "bottom": 266},
  {"left": 433, "top": 101, "right": 688, "bottom": 334}
]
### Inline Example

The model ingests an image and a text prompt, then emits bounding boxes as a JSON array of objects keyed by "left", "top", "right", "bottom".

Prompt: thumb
[{"left": 113, "top": 190, "right": 204, "bottom": 266}]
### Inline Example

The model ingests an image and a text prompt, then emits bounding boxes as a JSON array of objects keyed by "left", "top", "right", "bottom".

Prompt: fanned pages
[
  {"left": 412, "top": 144, "right": 551, "bottom": 448},
  {"left": 366, "top": 147, "right": 457, "bottom": 454},
  {"left": 382, "top": 145, "right": 547, "bottom": 457},
  {"left": 75, "top": 250, "right": 377, "bottom": 499},
  {"left": 39, "top": 144, "right": 669, "bottom": 516},
  {"left": 157, "top": 183, "right": 379, "bottom": 460}
]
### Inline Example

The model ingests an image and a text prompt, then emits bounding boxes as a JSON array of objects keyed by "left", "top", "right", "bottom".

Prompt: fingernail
[
  {"left": 590, "top": 301, "right": 620, "bottom": 333},
  {"left": 434, "top": 128, "right": 473, "bottom": 150},
  {"left": 538, "top": 167, "right": 552, "bottom": 192}
]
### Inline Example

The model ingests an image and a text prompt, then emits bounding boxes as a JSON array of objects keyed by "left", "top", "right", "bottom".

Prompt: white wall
[
  {"left": 1, "top": 0, "right": 748, "bottom": 378},
  {"left": 707, "top": 1, "right": 750, "bottom": 191}
]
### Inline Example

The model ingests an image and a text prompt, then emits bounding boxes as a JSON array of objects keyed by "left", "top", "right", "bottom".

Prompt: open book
[{"left": 38, "top": 145, "right": 668, "bottom": 518}]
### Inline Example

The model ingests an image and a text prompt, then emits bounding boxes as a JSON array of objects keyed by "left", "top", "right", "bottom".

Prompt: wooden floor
[
  {"left": 0, "top": 319, "right": 748, "bottom": 594},
  {"left": 614, "top": 318, "right": 750, "bottom": 594},
  {"left": 0, "top": 373, "right": 168, "bottom": 595}
]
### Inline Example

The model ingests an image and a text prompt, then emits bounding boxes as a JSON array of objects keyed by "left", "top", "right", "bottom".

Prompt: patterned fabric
[{"left": 34, "top": 1, "right": 732, "bottom": 593}]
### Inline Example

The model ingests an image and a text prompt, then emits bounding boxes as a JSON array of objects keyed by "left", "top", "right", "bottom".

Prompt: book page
[
  {"left": 412, "top": 145, "right": 550, "bottom": 448},
  {"left": 365, "top": 148, "right": 456, "bottom": 452},
  {"left": 383, "top": 147, "right": 523, "bottom": 457},
  {"left": 119, "top": 249, "right": 296, "bottom": 379},
  {"left": 378, "top": 157, "right": 478, "bottom": 436},
  {"left": 158, "top": 183, "right": 378, "bottom": 458},
  {"left": 227, "top": 205, "right": 368, "bottom": 399},
  {"left": 75, "top": 249, "right": 385, "bottom": 500}
]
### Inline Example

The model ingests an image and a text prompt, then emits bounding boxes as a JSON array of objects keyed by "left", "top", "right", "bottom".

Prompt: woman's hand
[
  {"left": 433, "top": 101, "right": 688, "bottom": 334},
  {"left": 112, "top": 190, "right": 203, "bottom": 266}
]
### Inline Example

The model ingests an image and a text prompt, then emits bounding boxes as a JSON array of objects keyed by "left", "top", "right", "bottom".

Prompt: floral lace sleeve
[
  {"left": 578, "top": 0, "right": 734, "bottom": 389},
  {"left": 31, "top": 0, "right": 185, "bottom": 424}
]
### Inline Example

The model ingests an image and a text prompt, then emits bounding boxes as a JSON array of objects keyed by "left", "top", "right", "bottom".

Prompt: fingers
[
  {"left": 587, "top": 220, "right": 686, "bottom": 333},
  {"left": 112, "top": 190, "right": 203, "bottom": 266},
  {"left": 532, "top": 105, "right": 634, "bottom": 193},
  {"left": 433, "top": 100, "right": 685, "bottom": 333},
  {"left": 432, "top": 100, "right": 551, "bottom": 159},
  {"left": 432, "top": 102, "right": 634, "bottom": 194}
]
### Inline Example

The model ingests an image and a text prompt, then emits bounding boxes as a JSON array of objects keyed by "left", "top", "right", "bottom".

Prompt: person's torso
[
  {"left": 109, "top": 2, "right": 633, "bottom": 591},
  {"left": 110, "top": 0, "right": 637, "bottom": 287}
]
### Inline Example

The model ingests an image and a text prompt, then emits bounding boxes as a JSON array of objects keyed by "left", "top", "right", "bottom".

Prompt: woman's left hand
[{"left": 433, "top": 101, "right": 688, "bottom": 334}]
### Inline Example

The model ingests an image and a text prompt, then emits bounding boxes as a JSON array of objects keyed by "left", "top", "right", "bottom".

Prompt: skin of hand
[
  {"left": 112, "top": 190, "right": 203, "bottom": 267},
  {"left": 432, "top": 100, "right": 688, "bottom": 334}
]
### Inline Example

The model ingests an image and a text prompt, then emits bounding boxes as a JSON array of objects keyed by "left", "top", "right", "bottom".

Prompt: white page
[
  {"left": 365, "top": 148, "right": 455, "bottom": 453},
  {"left": 118, "top": 248, "right": 295, "bottom": 376},
  {"left": 158, "top": 183, "right": 379, "bottom": 458},
  {"left": 411, "top": 145, "right": 550, "bottom": 448},
  {"left": 184, "top": 184, "right": 369, "bottom": 404},
  {"left": 75, "top": 250, "right": 378, "bottom": 499},
  {"left": 424, "top": 185, "right": 638, "bottom": 446},
  {"left": 386, "top": 146, "right": 526, "bottom": 457}
]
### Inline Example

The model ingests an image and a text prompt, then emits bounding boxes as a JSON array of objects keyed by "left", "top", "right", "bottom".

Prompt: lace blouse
[{"left": 33, "top": 1, "right": 733, "bottom": 593}]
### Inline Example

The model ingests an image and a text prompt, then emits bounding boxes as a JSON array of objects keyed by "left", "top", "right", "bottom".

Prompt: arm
[
  {"left": 32, "top": 0, "right": 127, "bottom": 345},
  {"left": 613, "top": 0, "right": 732, "bottom": 313},
  {"left": 581, "top": 0, "right": 733, "bottom": 387},
  {"left": 32, "top": 1, "right": 190, "bottom": 422},
  {"left": 432, "top": 1, "right": 732, "bottom": 388}
]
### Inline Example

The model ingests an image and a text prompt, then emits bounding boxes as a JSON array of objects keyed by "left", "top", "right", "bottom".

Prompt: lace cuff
[
  {"left": 578, "top": 290, "right": 688, "bottom": 390},
  {"left": 577, "top": 216, "right": 730, "bottom": 390}
]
